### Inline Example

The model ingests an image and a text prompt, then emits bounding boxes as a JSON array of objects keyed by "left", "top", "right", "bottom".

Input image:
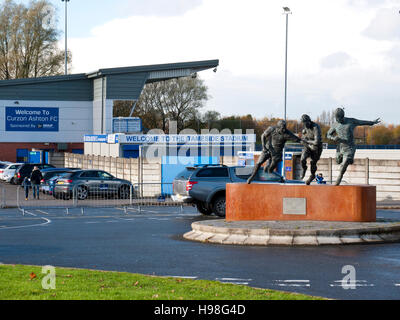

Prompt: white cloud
[
  {"left": 320, "top": 52, "right": 355, "bottom": 69},
  {"left": 67, "top": 0, "right": 400, "bottom": 123},
  {"left": 123, "top": 0, "right": 203, "bottom": 17},
  {"left": 363, "top": 7, "right": 400, "bottom": 40}
]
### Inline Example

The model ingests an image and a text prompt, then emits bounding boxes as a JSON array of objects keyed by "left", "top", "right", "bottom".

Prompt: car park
[
  {"left": 0, "top": 163, "right": 22, "bottom": 183},
  {"left": 172, "top": 164, "right": 304, "bottom": 217},
  {"left": 13, "top": 163, "right": 55, "bottom": 185},
  {"left": 53, "top": 169, "right": 133, "bottom": 200}
]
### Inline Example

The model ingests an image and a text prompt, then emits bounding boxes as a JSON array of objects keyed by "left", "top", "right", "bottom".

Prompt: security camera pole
[
  {"left": 62, "top": 0, "right": 70, "bottom": 75},
  {"left": 282, "top": 7, "right": 291, "bottom": 177}
]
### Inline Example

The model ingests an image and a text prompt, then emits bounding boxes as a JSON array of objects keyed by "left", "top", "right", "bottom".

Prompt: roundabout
[{"left": 184, "top": 219, "right": 400, "bottom": 246}]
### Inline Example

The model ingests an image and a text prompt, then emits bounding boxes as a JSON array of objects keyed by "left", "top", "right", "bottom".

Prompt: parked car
[
  {"left": 0, "top": 161, "right": 12, "bottom": 179},
  {"left": 40, "top": 168, "right": 81, "bottom": 194},
  {"left": 13, "top": 163, "right": 55, "bottom": 185},
  {"left": 53, "top": 169, "right": 133, "bottom": 200},
  {"left": 172, "top": 164, "right": 304, "bottom": 217},
  {"left": 0, "top": 163, "right": 23, "bottom": 183}
]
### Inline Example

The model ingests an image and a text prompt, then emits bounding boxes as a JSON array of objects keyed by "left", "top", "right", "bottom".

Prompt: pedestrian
[
  {"left": 22, "top": 176, "right": 31, "bottom": 200},
  {"left": 30, "top": 166, "right": 43, "bottom": 200}
]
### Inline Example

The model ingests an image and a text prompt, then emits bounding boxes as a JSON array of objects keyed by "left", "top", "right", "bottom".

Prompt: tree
[
  {"left": 132, "top": 77, "right": 209, "bottom": 132},
  {"left": 0, "top": 0, "right": 69, "bottom": 80},
  {"left": 367, "top": 125, "right": 394, "bottom": 145}
]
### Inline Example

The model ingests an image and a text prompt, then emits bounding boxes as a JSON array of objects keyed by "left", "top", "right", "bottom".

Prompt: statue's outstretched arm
[
  {"left": 351, "top": 117, "right": 381, "bottom": 127},
  {"left": 285, "top": 130, "right": 301, "bottom": 143}
]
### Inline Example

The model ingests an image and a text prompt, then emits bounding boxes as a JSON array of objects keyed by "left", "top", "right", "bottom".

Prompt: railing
[
  {"left": 0, "top": 185, "right": 5, "bottom": 208},
  {"left": 16, "top": 182, "right": 187, "bottom": 213}
]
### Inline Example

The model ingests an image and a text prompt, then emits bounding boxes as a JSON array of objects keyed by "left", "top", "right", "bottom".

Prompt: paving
[{"left": 184, "top": 218, "right": 400, "bottom": 246}]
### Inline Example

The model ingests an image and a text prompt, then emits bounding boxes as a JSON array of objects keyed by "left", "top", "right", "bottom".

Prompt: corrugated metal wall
[
  {"left": 0, "top": 78, "right": 93, "bottom": 101},
  {"left": 106, "top": 72, "right": 148, "bottom": 100}
]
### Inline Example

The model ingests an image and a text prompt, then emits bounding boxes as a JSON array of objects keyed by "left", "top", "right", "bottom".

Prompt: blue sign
[
  {"left": 284, "top": 153, "right": 293, "bottom": 160},
  {"left": 6, "top": 107, "right": 59, "bottom": 132},
  {"left": 84, "top": 135, "right": 108, "bottom": 143},
  {"left": 113, "top": 117, "right": 142, "bottom": 133}
]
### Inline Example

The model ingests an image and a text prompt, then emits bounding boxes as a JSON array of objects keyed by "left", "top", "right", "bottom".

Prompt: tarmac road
[{"left": 1, "top": 205, "right": 400, "bottom": 300}]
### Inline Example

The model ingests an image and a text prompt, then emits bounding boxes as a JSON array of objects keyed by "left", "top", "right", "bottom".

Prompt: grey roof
[
  {"left": 0, "top": 59, "right": 219, "bottom": 101},
  {"left": 0, "top": 73, "right": 87, "bottom": 87},
  {"left": 86, "top": 59, "right": 219, "bottom": 78}
]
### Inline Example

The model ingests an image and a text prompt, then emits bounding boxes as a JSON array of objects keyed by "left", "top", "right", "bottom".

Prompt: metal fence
[
  {"left": 0, "top": 185, "right": 5, "bottom": 208},
  {"left": 16, "top": 182, "right": 187, "bottom": 212}
]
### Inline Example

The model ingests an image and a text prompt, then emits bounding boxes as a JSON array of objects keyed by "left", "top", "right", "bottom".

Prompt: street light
[
  {"left": 282, "top": 7, "right": 291, "bottom": 177},
  {"left": 283, "top": 6, "right": 291, "bottom": 124},
  {"left": 61, "top": 0, "right": 70, "bottom": 75}
]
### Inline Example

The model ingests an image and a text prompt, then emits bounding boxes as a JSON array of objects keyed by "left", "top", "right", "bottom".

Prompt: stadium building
[{"left": 0, "top": 59, "right": 219, "bottom": 162}]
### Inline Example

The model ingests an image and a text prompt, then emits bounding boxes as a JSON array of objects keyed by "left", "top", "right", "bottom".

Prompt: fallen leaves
[{"left": 29, "top": 272, "right": 37, "bottom": 281}]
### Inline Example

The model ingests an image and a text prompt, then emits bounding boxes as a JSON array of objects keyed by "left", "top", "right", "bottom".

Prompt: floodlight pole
[
  {"left": 282, "top": 7, "right": 291, "bottom": 178},
  {"left": 62, "top": 0, "right": 70, "bottom": 75}
]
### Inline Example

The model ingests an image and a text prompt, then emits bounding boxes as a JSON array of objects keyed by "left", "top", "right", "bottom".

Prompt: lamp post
[
  {"left": 61, "top": 0, "right": 70, "bottom": 75},
  {"left": 282, "top": 7, "right": 291, "bottom": 177}
]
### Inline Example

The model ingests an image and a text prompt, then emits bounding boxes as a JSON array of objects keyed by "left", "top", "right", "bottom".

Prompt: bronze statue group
[{"left": 247, "top": 108, "right": 380, "bottom": 186}]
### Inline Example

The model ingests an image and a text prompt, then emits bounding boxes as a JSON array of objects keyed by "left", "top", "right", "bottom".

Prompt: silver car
[
  {"left": 53, "top": 169, "right": 133, "bottom": 200},
  {"left": 172, "top": 165, "right": 296, "bottom": 217},
  {"left": 0, "top": 163, "right": 22, "bottom": 183}
]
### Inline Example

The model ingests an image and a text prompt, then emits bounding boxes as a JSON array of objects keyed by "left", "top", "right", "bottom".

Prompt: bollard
[{"left": 81, "top": 207, "right": 84, "bottom": 216}]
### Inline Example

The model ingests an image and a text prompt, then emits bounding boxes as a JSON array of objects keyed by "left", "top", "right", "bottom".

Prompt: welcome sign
[{"left": 5, "top": 107, "right": 59, "bottom": 132}]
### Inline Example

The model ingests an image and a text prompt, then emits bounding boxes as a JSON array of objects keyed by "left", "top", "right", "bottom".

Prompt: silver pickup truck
[{"left": 172, "top": 164, "right": 301, "bottom": 217}]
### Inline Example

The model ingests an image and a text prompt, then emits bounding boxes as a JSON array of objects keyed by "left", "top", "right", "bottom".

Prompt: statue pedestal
[{"left": 226, "top": 184, "right": 376, "bottom": 222}]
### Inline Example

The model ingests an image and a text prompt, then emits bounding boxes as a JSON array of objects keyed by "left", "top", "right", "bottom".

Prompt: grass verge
[{"left": 0, "top": 264, "right": 325, "bottom": 300}]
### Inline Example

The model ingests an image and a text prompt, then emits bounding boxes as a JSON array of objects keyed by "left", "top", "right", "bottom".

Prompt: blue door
[
  {"left": 28, "top": 151, "right": 42, "bottom": 163},
  {"left": 17, "top": 149, "right": 29, "bottom": 163}
]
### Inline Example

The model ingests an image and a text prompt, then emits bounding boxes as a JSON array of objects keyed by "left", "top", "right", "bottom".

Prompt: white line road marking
[
  {"left": 35, "top": 209, "right": 49, "bottom": 215},
  {"left": 329, "top": 280, "right": 374, "bottom": 287},
  {"left": 24, "top": 210, "right": 37, "bottom": 217},
  {"left": 0, "top": 210, "right": 51, "bottom": 230},
  {"left": 165, "top": 276, "right": 198, "bottom": 279},
  {"left": 216, "top": 278, "right": 253, "bottom": 281},
  {"left": 216, "top": 278, "right": 252, "bottom": 285},
  {"left": 273, "top": 280, "right": 311, "bottom": 287}
]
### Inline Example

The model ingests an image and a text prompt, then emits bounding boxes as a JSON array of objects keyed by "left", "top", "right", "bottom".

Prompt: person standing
[
  {"left": 22, "top": 176, "right": 31, "bottom": 200},
  {"left": 30, "top": 166, "right": 43, "bottom": 200}
]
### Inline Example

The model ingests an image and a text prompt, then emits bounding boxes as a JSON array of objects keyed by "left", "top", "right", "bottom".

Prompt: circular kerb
[{"left": 183, "top": 219, "right": 400, "bottom": 246}]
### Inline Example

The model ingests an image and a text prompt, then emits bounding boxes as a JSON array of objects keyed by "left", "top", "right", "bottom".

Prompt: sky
[{"left": 15, "top": 0, "right": 400, "bottom": 124}]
